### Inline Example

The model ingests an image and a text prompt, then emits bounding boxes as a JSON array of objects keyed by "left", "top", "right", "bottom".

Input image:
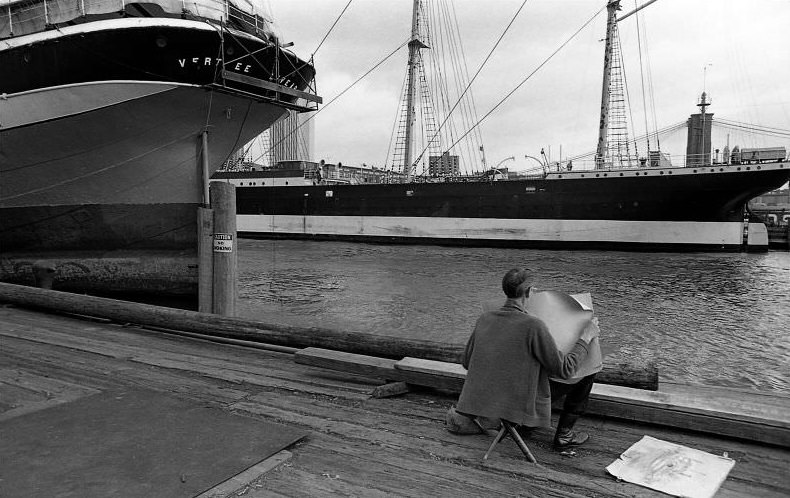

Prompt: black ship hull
[
  {"left": 226, "top": 162, "right": 790, "bottom": 251},
  {"left": 0, "top": 18, "right": 316, "bottom": 296}
]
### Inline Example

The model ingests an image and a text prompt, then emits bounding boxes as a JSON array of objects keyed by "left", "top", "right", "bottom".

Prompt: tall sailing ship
[
  {"left": 0, "top": 0, "right": 319, "bottom": 297},
  {"left": 214, "top": 0, "right": 789, "bottom": 252}
]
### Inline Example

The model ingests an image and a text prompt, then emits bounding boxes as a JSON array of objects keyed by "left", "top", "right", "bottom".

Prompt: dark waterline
[{"left": 236, "top": 239, "right": 790, "bottom": 394}]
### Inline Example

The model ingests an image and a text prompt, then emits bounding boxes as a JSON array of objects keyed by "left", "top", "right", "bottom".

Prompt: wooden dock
[{"left": 2, "top": 304, "right": 789, "bottom": 497}]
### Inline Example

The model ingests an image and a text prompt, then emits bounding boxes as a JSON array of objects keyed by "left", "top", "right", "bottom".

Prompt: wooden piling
[
  {"left": 197, "top": 207, "right": 214, "bottom": 313},
  {"left": 32, "top": 261, "right": 56, "bottom": 290},
  {"left": 210, "top": 182, "right": 237, "bottom": 316}
]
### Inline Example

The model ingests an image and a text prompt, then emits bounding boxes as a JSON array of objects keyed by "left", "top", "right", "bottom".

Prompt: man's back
[{"left": 457, "top": 303, "right": 557, "bottom": 427}]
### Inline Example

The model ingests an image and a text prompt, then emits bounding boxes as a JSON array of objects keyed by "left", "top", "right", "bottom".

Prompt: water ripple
[{"left": 237, "top": 239, "right": 790, "bottom": 393}]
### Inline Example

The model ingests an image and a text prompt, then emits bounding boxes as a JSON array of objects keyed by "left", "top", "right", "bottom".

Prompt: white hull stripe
[
  {"left": 0, "top": 81, "right": 186, "bottom": 129},
  {"left": 239, "top": 215, "right": 745, "bottom": 246},
  {"left": 0, "top": 18, "right": 219, "bottom": 50}
]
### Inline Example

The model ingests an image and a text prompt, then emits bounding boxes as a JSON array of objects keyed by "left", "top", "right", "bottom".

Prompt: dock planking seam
[
  {"left": 295, "top": 346, "right": 790, "bottom": 448},
  {"left": 270, "top": 424, "right": 640, "bottom": 498},
  {"left": 228, "top": 398, "right": 651, "bottom": 496},
  {"left": 1, "top": 311, "right": 787, "bottom": 496},
  {"left": 6, "top": 333, "right": 779, "bottom": 493},
  {"left": 3, "top": 320, "right": 788, "bottom": 458},
  {"left": 0, "top": 327, "right": 375, "bottom": 400}
]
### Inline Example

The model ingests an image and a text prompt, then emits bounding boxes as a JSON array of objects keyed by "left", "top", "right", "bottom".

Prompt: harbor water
[{"left": 236, "top": 239, "right": 790, "bottom": 394}]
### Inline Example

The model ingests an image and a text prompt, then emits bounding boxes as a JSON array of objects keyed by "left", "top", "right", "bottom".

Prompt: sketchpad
[
  {"left": 525, "top": 290, "right": 602, "bottom": 383},
  {"left": 0, "top": 388, "right": 305, "bottom": 498},
  {"left": 606, "top": 435, "right": 735, "bottom": 498}
]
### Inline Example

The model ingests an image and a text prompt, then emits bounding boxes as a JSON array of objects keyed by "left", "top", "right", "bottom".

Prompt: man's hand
[{"left": 580, "top": 317, "right": 600, "bottom": 343}]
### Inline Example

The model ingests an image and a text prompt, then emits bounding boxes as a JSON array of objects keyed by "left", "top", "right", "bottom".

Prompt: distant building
[
  {"left": 750, "top": 188, "right": 790, "bottom": 209},
  {"left": 750, "top": 187, "right": 790, "bottom": 227},
  {"left": 429, "top": 152, "right": 460, "bottom": 176},
  {"left": 320, "top": 162, "right": 406, "bottom": 184},
  {"left": 269, "top": 110, "right": 315, "bottom": 163}
]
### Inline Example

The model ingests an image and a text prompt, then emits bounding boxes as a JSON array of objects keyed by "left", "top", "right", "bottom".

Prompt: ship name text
[{"left": 178, "top": 57, "right": 253, "bottom": 74}]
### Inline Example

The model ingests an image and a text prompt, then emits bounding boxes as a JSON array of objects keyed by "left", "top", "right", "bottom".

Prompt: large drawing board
[{"left": 525, "top": 290, "right": 602, "bottom": 382}]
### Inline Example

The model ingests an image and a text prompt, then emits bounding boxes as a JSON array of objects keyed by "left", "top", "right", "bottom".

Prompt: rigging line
[
  {"left": 433, "top": 0, "right": 470, "bottom": 171},
  {"left": 312, "top": 0, "right": 353, "bottom": 58},
  {"left": 715, "top": 118, "right": 790, "bottom": 134},
  {"left": 204, "top": 24, "right": 228, "bottom": 130},
  {"left": 619, "top": 26, "right": 639, "bottom": 160},
  {"left": 386, "top": 71, "right": 409, "bottom": 171},
  {"left": 443, "top": 0, "right": 480, "bottom": 174},
  {"left": 634, "top": 0, "right": 651, "bottom": 152},
  {"left": 429, "top": 4, "right": 606, "bottom": 162},
  {"left": 252, "top": 39, "right": 409, "bottom": 164},
  {"left": 566, "top": 119, "right": 686, "bottom": 161},
  {"left": 448, "top": 0, "right": 484, "bottom": 155},
  {"left": 414, "top": 0, "right": 529, "bottom": 169},
  {"left": 714, "top": 123, "right": 790, "bottom": 139},
  {"left": 642, "top": 18, "right": 659, "bottom": 150}
]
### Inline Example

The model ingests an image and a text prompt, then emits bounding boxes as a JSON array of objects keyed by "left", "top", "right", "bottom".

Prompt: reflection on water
[{"left": 237, "top": 239, "right": 790, "bottom": 393}]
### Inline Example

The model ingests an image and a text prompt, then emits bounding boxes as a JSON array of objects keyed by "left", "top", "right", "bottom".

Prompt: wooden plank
[
  {"left": 0, "top": 368, "right": 101, "bottom": 422},
  {"left": 1, "top": 306, "right": 786, "bottom": 497},
  {"left": 351, "top": 352, "right": 790, "bottom": 448},
  {"left": 588, "top": 384, "right": 790, "bottom": 448},
  {"left": 222, "top": 71, "right": 323, "bottom": 103},
  {"left": 196, "top": 450, "right": 293, "bottom": 498},
  {"left": 395, "top": 357, "right": 467, "bottom": 379},
  {"left": 294, "top": 347, "right": 398, "bottom": 378},
  {"left": 370, "top": 381, "right": 410, "bottom": 398},
  {"left": 295, "top": 349, "right": 466, "bottom": 392}
]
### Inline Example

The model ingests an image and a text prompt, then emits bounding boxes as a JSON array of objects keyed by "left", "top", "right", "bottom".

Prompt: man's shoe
[{"left": 553, "top": 430, "right": 589, "bottom": 448}]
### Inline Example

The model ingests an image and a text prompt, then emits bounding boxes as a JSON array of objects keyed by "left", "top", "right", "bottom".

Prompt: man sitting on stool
[{"left": 453, "top": 268, "right": 600, "bottom": 448}]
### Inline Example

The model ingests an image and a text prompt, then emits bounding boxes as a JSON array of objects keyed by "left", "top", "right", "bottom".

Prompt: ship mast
[
  {"left": 595, "top": 0, "right": 620, "bottom": 169},
  {"left": 404, "top": 0, "right": 424, "bottom": 181}
]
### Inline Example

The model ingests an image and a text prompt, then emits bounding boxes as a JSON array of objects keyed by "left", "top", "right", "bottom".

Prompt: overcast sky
[{"left": 267, "top": 0, "right": 790, "bottom": 171}]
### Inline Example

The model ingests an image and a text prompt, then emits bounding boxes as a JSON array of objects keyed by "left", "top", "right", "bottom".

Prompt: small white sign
[{"left": 213, "top": 233, "right": 233, "bottom": 253}]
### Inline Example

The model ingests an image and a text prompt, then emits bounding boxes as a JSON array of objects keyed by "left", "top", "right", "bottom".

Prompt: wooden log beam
[
  {"left": 0, "top": 283, "right": 657, "bottom": 390},
  {"left": 0, "top": 283, "right": 462, "bottom": 362}
]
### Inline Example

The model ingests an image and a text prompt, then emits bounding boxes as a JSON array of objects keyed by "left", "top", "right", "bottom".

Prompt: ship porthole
[
  {"left": 660, "top": 171, "right": 664, "bottom": 175},
  {"left": 595, "top": 174, "right": 599, "bottom": 177},
  {"left": 746, "top": 167, "right": 750, "bottom": 170},
  {"left": 693, "top": 169, "right": 698, "bottom": 173},
  {"left": 737, "top": 167, "right": 741, "bottom": 171},
  {"left": 226, "top": 46, "right": 235, "bottom": 56},
  {"left": 156, "top": 36, "right": 167, "bottom": 48},
  {"left": 619, "top": 173, "right": 623, "bottom": 176},
  {"left": 719, "top": 168, "right": 724, "bottom": 172},
  {"left": 757, "top": 166, "right": 761, "bottom": 170}
]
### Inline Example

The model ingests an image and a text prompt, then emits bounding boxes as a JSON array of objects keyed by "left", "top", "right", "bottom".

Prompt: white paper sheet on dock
[{"left": 606, "top": 436, "right": 735, "bottom": 498}]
